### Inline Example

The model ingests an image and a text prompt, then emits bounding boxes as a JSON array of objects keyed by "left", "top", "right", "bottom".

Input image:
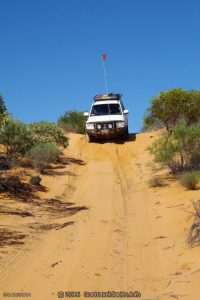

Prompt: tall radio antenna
[{"left": 102, "top": 54, "right": 108, "bottom": 94}]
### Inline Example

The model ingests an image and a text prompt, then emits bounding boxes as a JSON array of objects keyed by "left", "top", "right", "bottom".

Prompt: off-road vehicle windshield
[{"left": 91, "top": 104, "right": 122, "bottom": 116}]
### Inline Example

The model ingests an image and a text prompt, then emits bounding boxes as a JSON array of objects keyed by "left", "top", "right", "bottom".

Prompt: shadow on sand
[{"left": 92, "top": 132, "right": 137, "bottom": 145}]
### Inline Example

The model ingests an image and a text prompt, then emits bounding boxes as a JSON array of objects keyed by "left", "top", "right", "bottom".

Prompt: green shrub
[
  {"left": 27, "top": 142, "right": 61, "bottom": 172},
  {"left": 148, "top": 176, "right": 165, "bottom": 187},
  {"left": 173, "top": 122, "right": 200, "bottom": 169},
  {"left": 58, "top": 110, "right": 85, "bottom": 134},
  {"left": 148, "top": 134, "right": 179, "bottom": 173},
  {"left": 179, "top": 171, "right": 200, "bottom": 190},
  {"left": 28, "top": 121, "right": 68, "bottom": 148},
  {"left": 0, "top": 118, "right": 32, "bottom": 160},
  {"left": 149, "top": 123, "right": 200, "bottom": 173}
]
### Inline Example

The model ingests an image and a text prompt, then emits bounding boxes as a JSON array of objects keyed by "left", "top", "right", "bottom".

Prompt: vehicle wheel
[
  {"left": 123, "top": 128, "right": 129, "bottom": 140},
  {"left": 85, "top": 133, "right": 93, "bottom": 143}
]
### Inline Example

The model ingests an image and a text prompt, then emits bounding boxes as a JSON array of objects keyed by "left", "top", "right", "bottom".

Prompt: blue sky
[{"left": 0, "top": 0, "right": 200, "bottom": 132}]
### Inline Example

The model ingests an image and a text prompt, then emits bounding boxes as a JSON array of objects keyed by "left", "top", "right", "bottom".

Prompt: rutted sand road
[{"left": 1, "top": 133, "right": 200, "bottom": 300}]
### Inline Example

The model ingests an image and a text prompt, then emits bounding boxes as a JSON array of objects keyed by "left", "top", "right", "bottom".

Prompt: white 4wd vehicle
[{"left": 84, "top": 93, "right": 129, "bottom": 142}]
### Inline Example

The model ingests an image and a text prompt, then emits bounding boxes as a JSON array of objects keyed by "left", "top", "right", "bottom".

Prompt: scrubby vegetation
[
  {"left": 0, "top": 95, "right": 69, "bottom": 180},
  {"left": 29, "top": 121, "right": 68, "bottom": 148},
  {"left": 148, "top": 176, "right": 165, "bottom": 187},
  {"left": 179, "top": 171, "right": 200, "bottom": 190},
  {"left": 27, "top": 142, "right": 61, "bottom": 173},
  {"left": 145, "top": 88, "right": 200, "bottom": 174},
  {"left": 0, "top": 118, "right": 68, "bottom": 172},
  {"left": 148, "top": 123, "right": 200, "bottom": 173},
  {"left": 0, "top": 118, "right": 33, "bottom": 161},
  {"left": 144, "top": 88, "right": 200, "bottom": 245},
  {"left": 58, "top": 110, "right": 85, "bottom": 134}
]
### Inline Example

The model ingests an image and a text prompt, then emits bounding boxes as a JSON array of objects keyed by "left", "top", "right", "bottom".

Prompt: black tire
[
  {"left": 85, "top": 133, "right": 93, "bottom": 143},
  {"left": 123, "top": 128, "right": 129, "bottom": 140}
]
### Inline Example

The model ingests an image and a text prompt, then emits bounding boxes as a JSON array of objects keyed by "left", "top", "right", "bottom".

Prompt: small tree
[
  {"left": 27, "top": 142, "right": 61, "bottom": 173},
  {"left": 142, "top": 88, "right": 200, "bottom": 133},
  {"left": 58, "top": 110, "right": 85, "bottom": 134},
  {"left": 143, "top": 88, "right": 187, "bottom": 133}
]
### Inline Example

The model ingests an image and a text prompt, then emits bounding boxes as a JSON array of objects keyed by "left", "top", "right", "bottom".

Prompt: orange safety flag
[{"left": 102, "top": 54, "right": 106, "bottom": 61}]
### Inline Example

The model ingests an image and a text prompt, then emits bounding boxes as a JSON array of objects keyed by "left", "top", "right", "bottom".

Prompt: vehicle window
[
  {"left": 109, "top": 104, "right": 122, "bottom": 115},
  {"left": 91, "top": 104, "right": 109, "bottom": 116},
  {"left": 91, "top": 104, "right": 122, "bottom": 116}
]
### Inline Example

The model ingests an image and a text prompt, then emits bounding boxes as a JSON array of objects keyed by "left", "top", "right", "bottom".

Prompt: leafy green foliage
[
  {"left": 0, "top": 118, "right": 32, "bottom": 159},
  {"left": 27, "top": 142, "right": 61, "bottom": 173},
  {"left": 183, "top": 90, "right": 200, "bottom": 125},
  {"left": 0, "top": 95, "right": 7, "bottom": 127},
  {"left": 0, "top": 118, "right": 68, "bottom": 170},
  {"left": 28, "top": 121, "right": 68, "bottom": 148},
  {"left": 148, "top": 134, "right": 177, "bottom": 172},
  {"left": 148, "top": 123, "right": 200, "bottom": 173},
  {"left": 172, "top": 123, "right": 200, "bottom": 169},
  {"left": 58, "top": 110, "right": 85, "bottom": 134},
  {"left": 180, "top": 171, "right": 200, "bottom": 190},
  {"left": 143, "top": 88, "right": 200, "bottom": 133}
]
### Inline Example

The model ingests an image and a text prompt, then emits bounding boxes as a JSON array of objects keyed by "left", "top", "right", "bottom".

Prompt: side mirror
[
  {"left": 84, "top": 112, "right": 89, "bottom": 117},
  {"left": 124, "top": 109, "right": 129, "bottom": 114}
]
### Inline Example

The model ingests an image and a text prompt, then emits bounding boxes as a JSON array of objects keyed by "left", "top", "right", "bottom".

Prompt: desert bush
[
  {"left": 179, "top": 171, "right": 200, "bottom": 190},
  {"left": 148, "top": 176, "right": 165, "bottom": 187},
  {"left": 0, "top": 118, "right": 32, "bottom": 160},
  {"left": 58, "top": 110, "right": 85, "bottom": 134},
  {"left": 27, "top": 142, "right": 61, "bottom": 173},
  {"left": 148, "top": 134, "right": 178, "bottom": 172},
  {"left": 172, "top": 123, "right": 200, "bottom": 169},
  {"left": 149, "top": 123, "right": 200, "bottom": 173},
  {"left": 28, "top": 121, "right": 68, "bottom": 148}
]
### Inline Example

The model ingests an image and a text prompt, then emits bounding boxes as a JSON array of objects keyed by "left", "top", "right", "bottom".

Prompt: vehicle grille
[{"left": 95, "top": 122, "right": 115, "bottom": 132}]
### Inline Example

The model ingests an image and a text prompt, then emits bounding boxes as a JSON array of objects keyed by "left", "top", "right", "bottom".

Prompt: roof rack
[{"left": 93, "top": 93, "right": 122, "bottom": 102}]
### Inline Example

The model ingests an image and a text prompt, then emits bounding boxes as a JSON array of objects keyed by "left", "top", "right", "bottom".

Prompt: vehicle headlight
[
  {"left": 116, "top": 121, "right": 125, "bottom": 128},
  {"left": 86, "top": 123, "right": 95, "bottom": 130},
  {"left": 97, "top": 124, "right": 101, "bottom": 129}
]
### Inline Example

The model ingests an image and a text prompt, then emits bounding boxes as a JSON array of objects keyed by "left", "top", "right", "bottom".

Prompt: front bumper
[{"left": 86, "top": 121, "right": 127, "bottom": 138}]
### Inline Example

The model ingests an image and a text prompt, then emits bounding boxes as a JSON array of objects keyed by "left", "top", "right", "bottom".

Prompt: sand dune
[{"left": 0, "top": 132, "right": 200, "bottom": 300}]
